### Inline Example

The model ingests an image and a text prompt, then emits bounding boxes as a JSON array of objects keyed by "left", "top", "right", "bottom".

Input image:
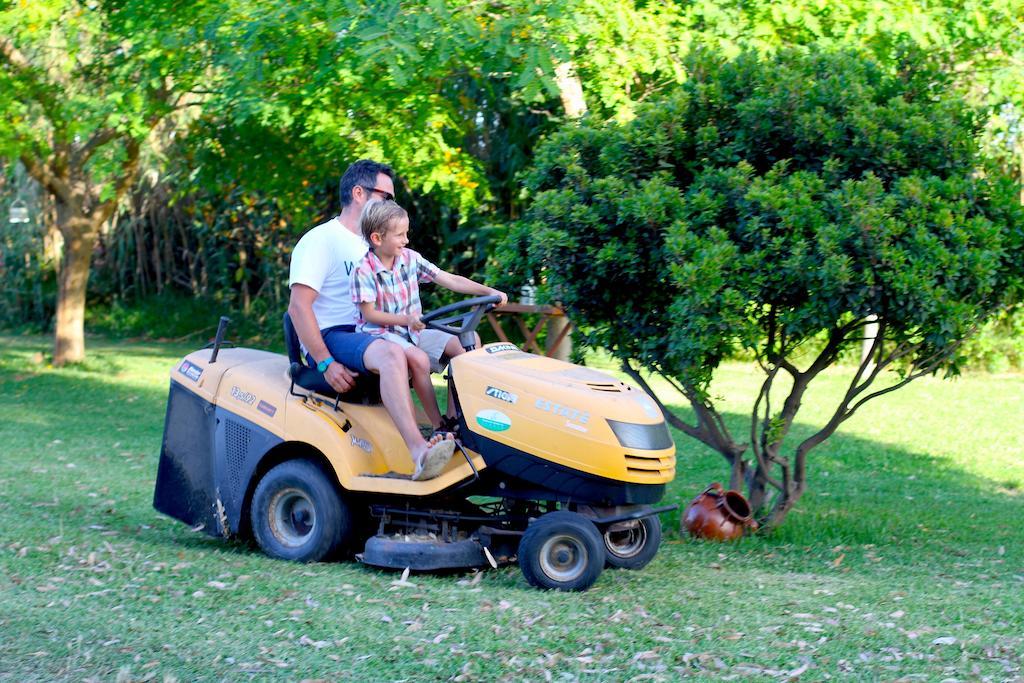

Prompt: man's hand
[
  {"left": 406, "top": 314, "right": 426, "bottom": 332},
  {"left": 324, "top": 361, "right": 358, "bottom": 393}
]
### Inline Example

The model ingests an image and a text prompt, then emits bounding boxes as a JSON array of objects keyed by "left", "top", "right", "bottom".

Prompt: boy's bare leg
[
  {"left": 362, "top": 339, "right": 447, "bottom": 467},
  {"left": 405, "top": 346, "right": 443, "bottom": 430}
]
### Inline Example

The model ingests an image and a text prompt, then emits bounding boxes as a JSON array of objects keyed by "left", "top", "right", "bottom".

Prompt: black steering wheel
[{"left": 420, "top": 295, "right": 502, "bottom": 351}]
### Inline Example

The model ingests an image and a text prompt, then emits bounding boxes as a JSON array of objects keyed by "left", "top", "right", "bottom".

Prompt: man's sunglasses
[{"left": 362, "top": 185, "right": 395, "bottom": 202}]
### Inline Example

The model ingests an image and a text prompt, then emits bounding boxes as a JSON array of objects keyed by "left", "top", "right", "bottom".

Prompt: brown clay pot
[{"left": 682, "top": 482, "right": 758, "bottom": 541}]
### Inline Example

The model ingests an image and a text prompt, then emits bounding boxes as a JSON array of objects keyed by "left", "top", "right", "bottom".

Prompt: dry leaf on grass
[
  {"left": 786, "top": 660, "right": 811, "bottom": 679},
  {"left": 391, "top": 567, "right": 417, "bottom": 588}
]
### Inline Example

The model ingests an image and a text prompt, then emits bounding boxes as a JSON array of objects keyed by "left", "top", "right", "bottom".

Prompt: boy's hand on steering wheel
[{"left": 489, "top": 288, "right": 509, "bottom": 307}]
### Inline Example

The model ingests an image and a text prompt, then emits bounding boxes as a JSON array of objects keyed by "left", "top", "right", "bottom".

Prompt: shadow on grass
[
  {"left": 18, "top": 333, "right": 196, "bottom": 357},
  {"left": 2, "top": 336, "right": 1020, "bottom": 576},
  {"left": 661, "top": 403, "right": 1024, "bottom": 555}
]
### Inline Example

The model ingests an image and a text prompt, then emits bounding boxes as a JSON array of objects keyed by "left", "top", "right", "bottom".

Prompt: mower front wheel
[
  {"left": 518, "top": 511, "right": 604, "bottom": 591},
  {"left": 251, "top": 459, "right": 351, "bottom": 563},
  {"left": 603, "top": 515, "right": 661, "bottom": 570}
]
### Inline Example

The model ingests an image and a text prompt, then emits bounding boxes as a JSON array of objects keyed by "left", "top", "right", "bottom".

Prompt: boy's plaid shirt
[{"left": 351, "top": 248, "right": 439, "bottom": 342}]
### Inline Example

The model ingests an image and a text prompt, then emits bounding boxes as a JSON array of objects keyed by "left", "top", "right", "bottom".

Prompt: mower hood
[{"left": 451, "top": 344, "right": 676, "bottom": 487}]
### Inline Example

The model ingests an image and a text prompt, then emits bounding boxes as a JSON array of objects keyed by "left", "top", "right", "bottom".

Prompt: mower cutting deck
[{"left": 154, "top": 297, "right": 677, "bottom": 591}]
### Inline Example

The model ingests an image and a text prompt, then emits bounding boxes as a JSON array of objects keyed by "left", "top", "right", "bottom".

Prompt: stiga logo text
[
  {"left": 486, "top": 343, "right": 518, "bottom": 354},
  {"left": 485, "top": 386, "right": 517, "bottom": 404},
  {"left": 230, "top": 386, "right": 256, "bottom": 405}
]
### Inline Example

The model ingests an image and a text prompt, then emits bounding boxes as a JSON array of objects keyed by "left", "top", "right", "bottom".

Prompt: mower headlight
[{"left": 606, "top": 419, "right": 673, "bottom": 450}]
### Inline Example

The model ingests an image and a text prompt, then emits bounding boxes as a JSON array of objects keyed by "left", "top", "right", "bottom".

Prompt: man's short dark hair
[{"left": 338, "top": 159, "right": 395, "bottom": 208}]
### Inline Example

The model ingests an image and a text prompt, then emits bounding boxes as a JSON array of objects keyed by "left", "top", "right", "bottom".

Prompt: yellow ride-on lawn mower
[{"left": 154, "top": 296, "right": 676, "bottom": 591}]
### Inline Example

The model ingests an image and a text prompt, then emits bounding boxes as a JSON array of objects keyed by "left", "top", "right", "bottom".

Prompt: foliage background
[{"left": 1, "top": 0, "right": 1022, "bottom": 364}]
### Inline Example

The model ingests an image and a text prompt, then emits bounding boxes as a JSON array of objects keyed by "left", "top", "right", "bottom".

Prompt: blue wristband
[{"left": 316, "top": 356, "right": 334, "bottom": 373}]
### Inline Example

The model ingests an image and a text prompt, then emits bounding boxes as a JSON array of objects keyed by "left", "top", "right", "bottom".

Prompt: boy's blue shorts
[{"left": 306, "top": 325, "right": 375, "bottom": 375}]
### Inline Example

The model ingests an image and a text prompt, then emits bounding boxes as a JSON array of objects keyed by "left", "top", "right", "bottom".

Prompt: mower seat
[{"left": 283, "top": 312, "right": 381, "bottom": 404}]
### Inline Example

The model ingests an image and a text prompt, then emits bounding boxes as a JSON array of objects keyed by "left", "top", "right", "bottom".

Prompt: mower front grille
[
  {"left": 626, "top": 467, "right": 669, "bottom": 480},
  {"left": 624, "top": 454, "right": 670, "bottom": 471},
  {"left": 624, "top": 453, "right": 675, "bottom": 481}
]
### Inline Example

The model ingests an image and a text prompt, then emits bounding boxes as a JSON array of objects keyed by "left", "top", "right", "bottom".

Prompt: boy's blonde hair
[{"left": 360, "top": 199, "right": 408, "bottom": 245}]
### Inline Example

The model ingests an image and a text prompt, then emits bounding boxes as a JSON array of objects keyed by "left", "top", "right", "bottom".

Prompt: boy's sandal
[{"left": 412, "top": 439, "right": 456, "bottom": 481}]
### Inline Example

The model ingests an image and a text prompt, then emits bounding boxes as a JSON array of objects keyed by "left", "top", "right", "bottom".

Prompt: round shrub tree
[{"left": 492, "top": 48, "right": 1024, "bottom": 528}]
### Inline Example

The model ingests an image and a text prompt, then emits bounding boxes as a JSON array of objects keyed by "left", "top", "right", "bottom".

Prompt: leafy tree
[
  {"left": 8, "top": 0, "right": 1021, "bottom": 361},
  {"left": 678, "top": 0, "right": 1024, "bottom": 187},
  {"left": 206, "top": 0, "right": 692, "bottom": 230},
  {"left": 492, "top": 49, "right": 1024, "bottom": 528},
  {"left": 0, "top": 0, "right": 214, "bottom": 364}
]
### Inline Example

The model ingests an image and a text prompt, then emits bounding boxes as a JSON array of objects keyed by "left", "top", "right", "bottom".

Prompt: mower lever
[{"left": 207, "top": 316, "right": 232, "bottom": 363}]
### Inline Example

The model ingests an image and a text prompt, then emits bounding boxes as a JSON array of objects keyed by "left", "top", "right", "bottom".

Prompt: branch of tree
[
  {"left": 73, "top": 128, "right": 123, "bottom": 167},
  {"left": 788, "top": 322, "right": 886, "bottom": 466},
  {"left": 843, "top": 318, "right": 889, "bottom": 401},
  {"left": 622, "top": 359, "right": 749, "bottom": 467},
  {"left": 95, "top": 138, "right": 142, "bottom": 225},
  {"left": 754, "top": 460, "right": 784, "bottom": 491},
  {"left": 657, "top": 367, "right": 740, "bottom": 453},
  {"left": 845, "top": 338, "right": 966, "bottom": 417},
  {"left": 20, "top": 153, "right": 72, "bottom": 205},
  {"left": 791, "top": 326, "right": 965, "bottom": 467},
  {"left": 620, "top": 360, "right": 701, "bottom": 439},
  {"left": 0, "top": 36, "right": 66, "bottom": 128},
  {"left": 0, "top": 36, "right": 33, "bottom": 72},
  {"left": 749, "top": 369, "right": 774, "bottom": 465}
]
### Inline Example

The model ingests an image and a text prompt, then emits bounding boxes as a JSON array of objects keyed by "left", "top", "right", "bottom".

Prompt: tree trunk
[
  {"left": 765, "top": 483, "right": 805, "bottom": 530},
  {"left": 728, "top": 449, "right": 749, "bottom": 492},
  {"left": 53, "top": 209, "right": 99, "bottom": 366},
  {"left": 545, "top": 313, "right": 572, "bottom": 362},
  {"left": 554, "top": 61, "right": 587, "bottom": 119},
  {"left": 746, "top": 467, "right": 769, "bottom": 512},
  {"left": 861, "top": 314, "right": 878, "bottom": 369}
]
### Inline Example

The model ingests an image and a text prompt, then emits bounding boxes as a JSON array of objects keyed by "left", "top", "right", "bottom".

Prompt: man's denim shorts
[{"left": 306, "top": 325, "right": 375, "bottom": 374}]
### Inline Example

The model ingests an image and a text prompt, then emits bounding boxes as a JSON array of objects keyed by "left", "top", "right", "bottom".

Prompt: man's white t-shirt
[{"left": 289, "top": 217, "right": 368, "bottom": 329}]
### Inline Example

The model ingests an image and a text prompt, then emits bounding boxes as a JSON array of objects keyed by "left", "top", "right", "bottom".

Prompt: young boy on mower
[
  {"left": 289, "top": 160, "right": 456, "bottom": 484},
  {"left": 351, "top": 199, "right": 508, "bottom": 480}
]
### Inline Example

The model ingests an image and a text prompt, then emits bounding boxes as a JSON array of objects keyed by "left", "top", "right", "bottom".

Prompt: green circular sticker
[{"left": 476, "top": 409, "right": 511, "bottom": 432}]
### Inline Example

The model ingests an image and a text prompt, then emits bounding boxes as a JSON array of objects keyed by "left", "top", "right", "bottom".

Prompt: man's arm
[
  {"left": 432, "top": 271, "right": 508, "bottom": 306},
  {"left": 288, "top": 284, "right": 357, "bottom": 392}
]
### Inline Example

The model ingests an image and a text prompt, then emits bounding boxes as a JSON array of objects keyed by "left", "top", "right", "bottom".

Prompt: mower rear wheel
[
  {"left": 251, "top": 459, "right": 351, "bottom": 563},
  {"left": 603, "top": 515, "right": 661, "bottom": 570},
  {"left": 518, "top": 511, "right": 603, "bottom": 591}
]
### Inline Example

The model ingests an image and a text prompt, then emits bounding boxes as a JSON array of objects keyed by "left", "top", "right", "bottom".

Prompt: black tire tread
[
  {"left": 518, "top": 511, "right": 604, "bottom": 591},
  {"left": 603, "top": 515, "right": 662, "bottom": 570},
  {"left": 251, "top": 459, "right": 350, "bottom": 563}
]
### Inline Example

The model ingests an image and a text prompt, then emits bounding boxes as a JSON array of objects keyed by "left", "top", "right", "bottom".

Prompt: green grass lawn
[{"left": 1, "top": 334, "right": 1022, "bottom": 682}]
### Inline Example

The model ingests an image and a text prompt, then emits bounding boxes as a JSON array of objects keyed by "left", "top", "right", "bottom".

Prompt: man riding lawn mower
[{"left": 153, "top": 298, "right": 677, "bottom": 591}]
